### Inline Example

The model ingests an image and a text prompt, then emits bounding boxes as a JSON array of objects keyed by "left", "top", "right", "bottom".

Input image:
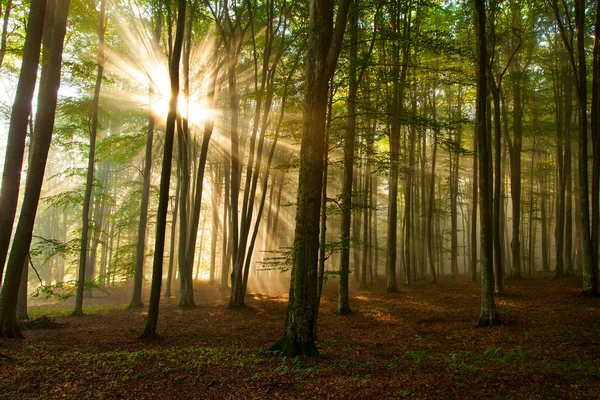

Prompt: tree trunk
[
  {"left": 0, "top": 0, "right": 46, "bottom": 285},
  {"left": 140, "top": 0, "right": 186, "bottom": 340},
  {"left": 474, "top": 0, "right": 499, "bottom": 327},
  {"left": 16, "top": 259, "right": 28, "bottom": 321},
  {"left": 270, "top": 0, "right": 350, "bottom": 357},
  {"left": 164, "top": 160, "right": 180, "bottom": 298},
  {"left": 338, "top": 0, "right": 357, "bottom": 314},
  {"left": 590, "top": 0, "right": 600, "bottom": 288},
  {"left": 209, "top": 164, "right": 223, "bottom": 284},
  {"left": 0, "top": 0, "right": 69, "bottom": 337},
  {"left": 73, "top": 0, "right": 106, "bottom": 316},
  {"left": 428, "top": 91, "right": 439, "bottom": 284},
  {"left": 130, "top": 11, "right": 161, "bottom": 308},
  {"left": 540, "top": 175, "right": 549, "bottom": 272},
  {"left": 0, "top": 0, "right": 13, "bottom": 69}
]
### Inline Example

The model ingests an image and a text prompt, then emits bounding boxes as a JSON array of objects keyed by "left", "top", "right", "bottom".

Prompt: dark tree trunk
[
  {"left": 317, "top": 88, "right": 332, "bottom": 314},
  {"left": 386, "top": 0, "right": 410, "bottom": 293},
  {"left": 540, "top": 175, "right": 549, "bottom": 272},
  {"left": 0, "top": 0, "right": 69, "bottom": 338},
  {"left": 0, "top": 0, "right": 13, "bottom": 69},
  {"left": 209, "top": 164, "right": 223, "bottom": 284},
  {"left": 470, "top": 121, "right": 478, "bottom": 283},
  {"left": 0, "top": 0, "right": 46, "bottom": 285},
  {"left": 338, "top": 0, "right": 357, "bottom": 314},
  {"left": 130, "top": 11, "right": 161, "bottom": 309},
  {"left": 140, "top": 0, "right": 186, "bottom": 340},
  {"left": 474, "top": 0, "right": 499, "bottom": 327},
  {"left": 164, "top": 160, "right": 180, "bottom": 298},
  {"left": 270, "top": 0, "right": 350, "bottom": 357},
  {"left": 73, "top": 0, "right": 106, "bottom": 316},
  {"left": 491, "top": 82, "right": 503, "bottom": 294},
  {"left": 16, "top": 259, "right": 28, "bottom": 321},
  {"left": 574, "top": 0, "right": 596, "bottom": 296},
  {"left": 427, "top": 84, "right": 439, "bottom": 284},
  {"left": 590, "top": 0, "right": 600, "bottom": 288}
]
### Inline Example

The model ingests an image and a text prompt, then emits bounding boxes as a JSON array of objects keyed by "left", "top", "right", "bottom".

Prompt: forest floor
[{"left": 1, "top": 273, "right": 600, "bottom": 399}]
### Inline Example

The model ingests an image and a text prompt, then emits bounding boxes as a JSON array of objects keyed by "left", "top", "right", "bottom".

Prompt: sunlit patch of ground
[{"left": 2, "top": 275, "right": 600, "bottom": 399}]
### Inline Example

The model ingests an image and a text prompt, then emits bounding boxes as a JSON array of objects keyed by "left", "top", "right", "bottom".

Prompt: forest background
[{"left": 0, "top": 0, "right": 599, "bottom": 397}]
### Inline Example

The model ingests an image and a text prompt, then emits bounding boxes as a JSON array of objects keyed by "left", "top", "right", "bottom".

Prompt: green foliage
[{"left": 31, "top": 280, "right": 109, "bottom": 301}]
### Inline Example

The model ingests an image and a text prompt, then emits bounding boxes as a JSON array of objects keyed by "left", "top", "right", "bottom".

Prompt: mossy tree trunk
[{"left": 270, "top": 0, "right": 350, "bottom": 357}]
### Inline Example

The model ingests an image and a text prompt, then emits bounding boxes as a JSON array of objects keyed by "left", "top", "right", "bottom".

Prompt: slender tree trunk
[
  {"left": 574, "top": 0, "right": 596, "bottom": 296},
  {"left": 164, "top": 161, "right": 180, "bottom": 298},
  {"left": 130, "top": 12, "right": 161, "bottom": 308},
  {"left": 474, "top": 0, "right": 499, "bottom": 327},
  {"left": 590, "top": 0, "right": 600, "bottom": 287},
  {"left": 540, "top": 175, "right": 549, "bottom": 272},
  {"left": 140, "top": 0, "right": 186, "bottom": 339},
  {"left": 428, "top": 103, "right": 438, "bottom": 284},
  {"left": 209, "top": 165, "right": 222, "bottom": 284},
  {"left": 338, "top": 0, "right": 358, "bottom": 314},
  {"left": 0, "top": 0, "right": 13, "bottom": 69},
  {"left": 73, "top": 0, "right": 106, "bottom": 316},
  {"left": 220, "top": 150, "right": 231, "bottom": 291},
  {"left": 470, "top": 123, "right": 478, "bottom": 283}
]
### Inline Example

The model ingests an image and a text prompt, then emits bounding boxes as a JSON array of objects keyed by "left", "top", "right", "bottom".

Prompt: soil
[{"left": 1, "top": 273, "right": 600, "bottom": 399}]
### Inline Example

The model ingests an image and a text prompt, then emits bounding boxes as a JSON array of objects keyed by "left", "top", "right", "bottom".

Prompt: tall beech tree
[
  {"left": 270, "top": 0, "right": 350, "bottom": 357},
  {"left": 130, "top": 8, "right": 162, "bottom": 309},
  {"left": 0, "top": 0, "right": 47, "bottom": 286},
  {"left": 140, "top": 0, "right": 186, "bottom": 340},
  {"left": 338, "top": 0, "right": 358, "bottom": 315},
  {"left": 73, "top": 0, "right": 107, "bottom": 316},
  {"left": 474, "top": 0, "right": 499, "bottom": 327},
  {"left": 0, "top": 0, "right": 70, "bottom": 338}
]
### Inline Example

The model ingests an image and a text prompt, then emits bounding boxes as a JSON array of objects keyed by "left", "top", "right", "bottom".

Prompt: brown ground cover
[{"left": 1, "top": 274, "right": 600, "bottom": 399}]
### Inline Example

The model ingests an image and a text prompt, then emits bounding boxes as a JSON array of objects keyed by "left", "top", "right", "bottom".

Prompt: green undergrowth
[{"left": 28, "top": 304, "right": 127, "bottom": 318}]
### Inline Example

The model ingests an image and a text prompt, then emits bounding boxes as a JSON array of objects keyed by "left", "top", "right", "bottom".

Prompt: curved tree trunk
[
  {"left": 0, "top": 0, "right": 69, "bottom": 337},
  {"left": 0, "top": 0, "right": 46, "bottom": 286}
]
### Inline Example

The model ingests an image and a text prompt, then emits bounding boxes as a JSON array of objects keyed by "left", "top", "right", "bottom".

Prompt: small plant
[
  {"left": 484, "top": 346, "right": 502, "bottom": 359},
  {"left": 405, "top": 350, "right": 424, "bottom": 369}
]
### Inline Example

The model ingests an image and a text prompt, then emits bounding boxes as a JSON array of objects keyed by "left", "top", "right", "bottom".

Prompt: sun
[
  {"left": 148, "top": 85, "right": 214, "bottom": 127},
  {"left": 144, "top": 65, "right": 214, "bottom": 127}
]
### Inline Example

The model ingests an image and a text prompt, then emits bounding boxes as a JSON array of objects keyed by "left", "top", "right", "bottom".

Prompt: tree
[
  {"left": 385, "top": 0, "right": 411, "bottom": 293},
  {"left": 130, "top": 8, "right": 162, "bottom": 309},
  {"left": 270, "top": 0, "right": 350, "bottom": 357},
  {"left": 474, "top": 0, "right": 500, "bottom": 327},
  {"left": 0, "top": 0, "right": 47, "bottom": 286},
  {"left": 73, "top": 0, "right": 107, "bottom": 316},
  {"left": 140, "top": 0, "right": 186, "bottom": 340},
  {"left": 548, "top": 0, "right": 596, "bottom": 296},
  {"left": 338, "top": 0, "right": 358, "bottom": 315},
  {"left": 0, "top": 0, "right": 70, "bottom": 338}
]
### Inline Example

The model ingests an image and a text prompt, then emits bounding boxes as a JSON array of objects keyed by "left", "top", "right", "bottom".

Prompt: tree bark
[
  {"left": 270, "top": 0, "right": 350, "bottom": 357},
  {"left": 338, "top": 0, "right": 358, "bottom": 314},
  {"left": 73, "top": 0, "right": 106, "bottom": 316},
  {"left": 130, "top": 11, "right": 162, "bottom": 309},
  {"left": 0, "top": 0, "right": 69, "bottom": 337},
  {"left": 474, "top": 0, "right": 499, "bottom": 327},
  {"left": 140, "top": 0, "right": 186, "bottom": 340},
  {"left": 0, "top": 0, "right": 46, "bottom": 286}
]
